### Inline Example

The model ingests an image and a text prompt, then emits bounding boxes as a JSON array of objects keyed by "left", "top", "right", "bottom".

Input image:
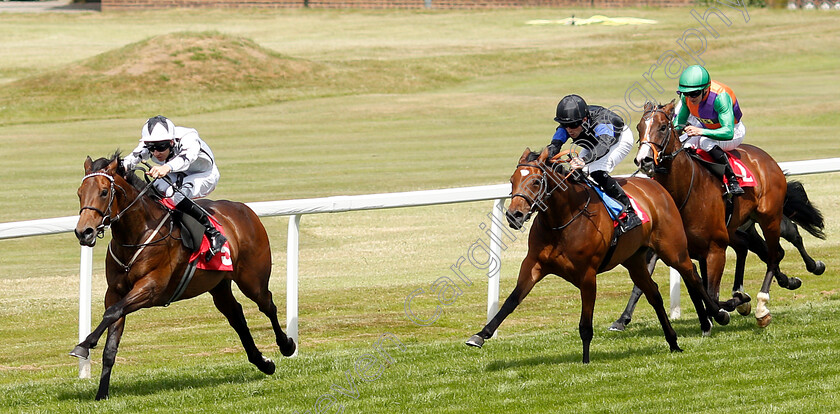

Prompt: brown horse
[
  {"left": 634, "top": 101, "right": 804, "bottom": 327},
  {"left": 72, "top": 152, "right": 296, "bottom": 400},
  {"left": 466, "top": 148, "right": 729, "bottom": 363}
]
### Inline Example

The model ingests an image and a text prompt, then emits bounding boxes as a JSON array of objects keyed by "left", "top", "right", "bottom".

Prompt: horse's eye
[
  {"left": 100, "top": 189, "right": 108, "bottom": 198},
  {"left": 659, "top": 125, "right": 668, "bottom": 131}
]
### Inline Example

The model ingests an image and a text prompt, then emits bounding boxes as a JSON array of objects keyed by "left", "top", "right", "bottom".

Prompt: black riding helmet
[{"left": 554, "top": 94, "right": 589, "bottom": 125}]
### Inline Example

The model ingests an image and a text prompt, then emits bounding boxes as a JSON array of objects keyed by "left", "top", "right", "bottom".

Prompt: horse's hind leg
[
  {"left": 623, "top": 251, "right": 680, "bottom": 353},
  {"left": 209, "top": 280, "right": 276, "bottom": 375},
  {"left": 610, "top": 286, "right": 643, "bottom": 332},
  {"left": 729, "top": 231, "right": 753, "bottom": 316},
  {"left": 610, "top": 252, "right": 658, "bottom": 332},
  {"left": 234, "top": 274, "right": 296, "bottom": 357},
  {"left": 781, "top": 215, "right": 825, "bottom": 275}
]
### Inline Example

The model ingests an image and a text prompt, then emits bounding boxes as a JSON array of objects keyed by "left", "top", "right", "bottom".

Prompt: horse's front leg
[
  {"left": 95, "top": 315, "right": 126, "bottom": 400},
  {"left": 70, "top": 280, "right": 157, "bottom": 359},
  {"left": 466, "top": 256, "right": 545, "bottom": 348},
  {"left": 578, "top": 270, "right": 598, "bottom": 363}
]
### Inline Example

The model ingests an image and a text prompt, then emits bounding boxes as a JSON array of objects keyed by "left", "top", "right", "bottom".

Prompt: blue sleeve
[
  {"left": 551, "top": 127, "right": 569, "bottom": 145},
  {"left": 593, "top": 123, "right": 615, "bottom": 139}
]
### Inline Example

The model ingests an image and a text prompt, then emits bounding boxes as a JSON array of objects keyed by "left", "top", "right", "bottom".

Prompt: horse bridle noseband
[
  {"left": 511, "top": 161, "right": 592, "bottom": 231},
  {"left": 638, "top": 107, "right": 696, "bottom": 211},
  {"left": 639, "top": 107, "right": 685, "bottom": 167},
  {"left": 79, "top": 171, "right": 155, "bottom": 238}
]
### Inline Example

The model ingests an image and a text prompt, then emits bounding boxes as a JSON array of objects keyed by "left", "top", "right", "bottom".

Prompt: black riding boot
[
  {"left": 707, "top": 146, "right": 744, "bottom": 196},
  {"left": 590, "top": 171, "right": 642, "bottom": 233},
  {"left": 175, "top": 199, "right": 227, "bottom": 260}
]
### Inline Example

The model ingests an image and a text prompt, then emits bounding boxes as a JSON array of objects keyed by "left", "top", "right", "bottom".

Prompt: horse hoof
[
  {"left": 813, "top": 261, "right": 826, "bottom": 276},
  {"left": 670, "top": 346, "right": 684, "bottom": 353},
  {"left": 258, "top": 357, "right": 276, "bottom": 375},
  {"left": 69, "top": 345, "right": 89, "bottom": 359},
  {"left": 702, "top": 328, "right": 712, "bottom": 337},
  {"left": 465, "top": 335, "right": 485, "bottom": 348},
  {"left": 756, "top": 313, "right": 772, "bottom": 328},
  {"left": 787, "top": 277, "right": 802, "bottom": 290},
  {"left": 94, "top": 392, "right": 109, "bottom": 401},
  {"left": 734, "top": 291, "right": 752, "bottom": 303},
  {"left": 714, "top": 309, "right": 731, "bottom": 326},
  {"left": 281, "top": 338, "right": 296, "bottom": 357},
  {"left": 736, "top": 302, "right": 752, "bottom": 316},
  {"left": 608, "top": 321, "right": 627, "bottom": 332}
]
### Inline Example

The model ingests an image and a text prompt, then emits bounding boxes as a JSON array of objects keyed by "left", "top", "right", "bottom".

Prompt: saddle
[
  {"left": 688, "top": 148, "right": 756, "bottom": 189},
  {"left": 160, "top": 198, "right": 233, "bottom": 272}
]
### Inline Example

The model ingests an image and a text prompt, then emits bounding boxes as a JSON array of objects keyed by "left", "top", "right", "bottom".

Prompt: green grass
[{"left": 0, "top": 7, "right": 839, "bottom": 413}]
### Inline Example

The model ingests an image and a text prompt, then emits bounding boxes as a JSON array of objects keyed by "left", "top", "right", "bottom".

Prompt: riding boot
[
  {"left": 707, "top": 146, "right": 744, "bottom": 196},
  {"left": 590, "top": 171, "right": 642, "bottom": 233},
  {"left": 175, "top": 199, "right": 227, "bottom": 260}
]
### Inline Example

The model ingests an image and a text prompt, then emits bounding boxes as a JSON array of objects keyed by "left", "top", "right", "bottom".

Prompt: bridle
[
  {"left": 638, "top": 106, "right": 696, "bottom": 211},
  {"left": 79, "top": 171, "right": 155, "bottom": 239},
  {"left": 638, "top": 106, "right": 684, "bottom": 167},
  {"left": 511, "top": 159, "right": 592, "bottom": 231}
]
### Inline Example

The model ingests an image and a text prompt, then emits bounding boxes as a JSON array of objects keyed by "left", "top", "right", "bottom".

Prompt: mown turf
[{"left": 0, "top": 7, "right": 839, "bottom": 413}]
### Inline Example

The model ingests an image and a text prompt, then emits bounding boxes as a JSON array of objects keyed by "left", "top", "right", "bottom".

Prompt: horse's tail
[{"left": 783, "top": 180, "right": 826, "bottom": 240}]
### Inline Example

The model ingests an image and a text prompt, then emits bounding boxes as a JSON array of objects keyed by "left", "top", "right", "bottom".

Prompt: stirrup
[
  {"left": 726, "top": 179, "right": 744, "bottom": 196},
  {"left": 204, "top": 232, "right": 227, "bottom": 261}
]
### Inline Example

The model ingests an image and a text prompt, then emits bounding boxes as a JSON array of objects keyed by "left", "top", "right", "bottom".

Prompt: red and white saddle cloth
[
  {"left": 614, "top": 196, "right": 651, "bottom": 229},
  {"left": 695, "top": 149, "right": 758, "bottom": 188},
  {"left": 161, "top": 198, "right": 233, "bottom": 271}
]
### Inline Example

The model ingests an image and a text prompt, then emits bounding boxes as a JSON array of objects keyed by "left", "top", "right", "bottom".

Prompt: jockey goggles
[
  {"left": 559, "top": 120, "right": 583, "bottom": 129},
  {"left": 144, "top": 141, "right": 172, "bottom": 152},
  {"left": 679, "top": 89, "right": 705, "bottom": 98}
]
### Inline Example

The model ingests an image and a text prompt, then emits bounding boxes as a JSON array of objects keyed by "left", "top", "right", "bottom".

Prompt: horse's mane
[{"left": 90, "top": 150, "right": 146, "bottom": 192}]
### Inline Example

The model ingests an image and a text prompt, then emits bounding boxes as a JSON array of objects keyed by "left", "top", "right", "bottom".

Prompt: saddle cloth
[
  {"left": 590, "top": 185, "right": 651, "bottom": 228},
  {"left": 161, "top": 198, "right": 233, "bottom": 271},
  {"left": 694, "top": 149, "right": 757, "bottom": 188}
]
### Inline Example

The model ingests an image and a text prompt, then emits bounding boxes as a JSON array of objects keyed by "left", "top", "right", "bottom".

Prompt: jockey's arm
[
  {"left": 548, "top": 127, "right": 569, "bottom": 157},
  {"left": 122, "top": 142, "right": 151, "bottom": 171},
  {"left": 165, "top": 131, "right": 201, "bottom": 173},
  {"left": 673, "top": 96, "right": 691, "bottom": 132},
  {"left": 703, "top": 91, "right": 736, "bottom": 141}
]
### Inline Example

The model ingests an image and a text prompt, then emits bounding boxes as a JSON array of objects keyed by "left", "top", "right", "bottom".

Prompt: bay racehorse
[
  {"left": 610, "top": 195, "right": 826, "bottom": 331},
  {"left": 633, "top": 101, "right": 822, "bottom": 327},
  {"left": 465, "top": 148, "right": 729, "bottom": 363},
  {"left": 72, "top": 152, "right": 296, "bottom": 400}
]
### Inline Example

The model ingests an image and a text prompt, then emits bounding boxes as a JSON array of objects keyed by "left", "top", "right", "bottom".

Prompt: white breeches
[
  {"left": 680, "top": 116, "right": 746, "bottom": 152},
  {"left": 154, "top": 165, "right": 220, "bottom": 204},
  {"left": 581, "top": 126, "right": 635, "bottom": 174}
]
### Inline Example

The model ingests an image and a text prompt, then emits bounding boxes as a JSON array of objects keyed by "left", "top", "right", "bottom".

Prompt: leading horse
[
  {"left": 72, "top": 152, "right": 296, "bottom": 400},
  {"left": 466, "top": 148, "right": 729, "bottom": 363},
  {"left": 633, "top": 101, "right": 819, "bottom": 327}
]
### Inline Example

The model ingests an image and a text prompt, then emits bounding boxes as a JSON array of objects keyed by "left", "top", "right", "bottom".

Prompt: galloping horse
[
  {"left": 72, "top": 152, "right": 296, "bottom": 400},
  {"left": 466, "top": 148, "right": 729, "bottom": 363},
  {"left": 633, "top": 101, "right": 822, "bottom": 327},
  {"left": 610, "top": 199, "right": 826, "bottom": 332}
]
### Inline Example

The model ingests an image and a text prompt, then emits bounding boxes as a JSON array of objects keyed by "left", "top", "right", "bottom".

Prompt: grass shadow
[{"left": 55, "top": 363, "right": 267, "bottom": 401}]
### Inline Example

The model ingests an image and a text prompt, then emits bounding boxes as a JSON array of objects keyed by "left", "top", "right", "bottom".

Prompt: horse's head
[
  {"left": 75, "top": 152, "right": 139, "bottom": 246},
  {"left": 506, "top": 147, "right": 570, "bottom": 230},
  {"left": 635, "top": 100, "right": 677, "bottom": 176}
]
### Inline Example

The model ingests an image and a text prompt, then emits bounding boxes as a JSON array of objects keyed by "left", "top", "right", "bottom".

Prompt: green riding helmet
[{"left": 678, "top": 65, "right": 711, "bottom": 93}]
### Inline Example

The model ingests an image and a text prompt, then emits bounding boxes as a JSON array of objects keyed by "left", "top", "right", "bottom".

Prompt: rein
[
  {"left": 81, "top": 171, "right": 174, "bottom": 272},
  {"left": 513, "top": 161, "right": 592, "bottom": 232},
  {"left": 639, "top": 106, "right": 695, "bottom": 211}
]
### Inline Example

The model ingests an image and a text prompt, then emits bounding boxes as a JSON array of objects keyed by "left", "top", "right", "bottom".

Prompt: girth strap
[{"left": 165, "top": 259, "right": 198, "bottom": 306}]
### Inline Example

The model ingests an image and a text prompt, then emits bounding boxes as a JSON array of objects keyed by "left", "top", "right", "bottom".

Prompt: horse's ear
[
  {"left": 664, "top": 99, "right": 676, "bottom": 115},
  {"left": 84, "top": 156, "right": 93, "bottom": 174},
  {"left": 537, "top": 147, "right": 549, "bottom": 164},
  {"left": 106, "top": 157, "right": 119, "bottom": 175},
  {"left": 519, "top": 148, "right": 531, "bottom": 163},
  {"left": 643, "top": 101, "right": 655, "bottom": 113}
]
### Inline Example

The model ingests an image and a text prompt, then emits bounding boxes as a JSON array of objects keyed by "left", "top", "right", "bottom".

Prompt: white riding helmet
[{"left": 140, "top": 116, "right": 175, "bottom": 143}]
